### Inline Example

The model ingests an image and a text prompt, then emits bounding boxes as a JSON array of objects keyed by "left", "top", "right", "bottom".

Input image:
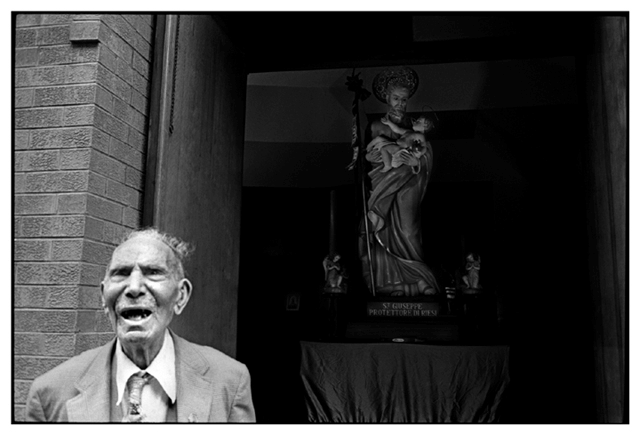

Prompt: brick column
[{"left": 13, "top": 14, "right": 155, "bottom": 421}]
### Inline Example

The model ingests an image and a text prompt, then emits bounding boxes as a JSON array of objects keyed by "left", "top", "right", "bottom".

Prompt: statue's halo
[{"left": 372, "top": 66, "right": 419, "bottom": 103}]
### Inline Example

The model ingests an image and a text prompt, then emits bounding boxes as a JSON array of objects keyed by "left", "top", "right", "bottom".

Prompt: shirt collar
[{"left": 115, "top": 330, "right": 177, "bottom": 405}]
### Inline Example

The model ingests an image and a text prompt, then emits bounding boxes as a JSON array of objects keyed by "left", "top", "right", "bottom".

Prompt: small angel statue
[
  {"left": 461, "top": 253, "right": 482, "bottom": 294},
  {"left": 323, "top": 253, "right": 348, "bottom": 293}
]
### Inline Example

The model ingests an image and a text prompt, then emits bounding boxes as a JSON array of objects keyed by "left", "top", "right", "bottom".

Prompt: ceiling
[
  {"left": 233, "top": 12, "right": 622, "bottom": 188},
  {"left": 215, "top": 12, "right": 612, "bottom": 73}
]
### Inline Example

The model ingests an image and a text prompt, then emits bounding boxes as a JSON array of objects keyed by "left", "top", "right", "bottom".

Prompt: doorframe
[{"left": 143, "top": 14, "right": 173, "bottom": 227}]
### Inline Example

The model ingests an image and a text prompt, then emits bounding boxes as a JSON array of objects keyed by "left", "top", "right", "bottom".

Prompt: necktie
[{"left": 124, "top": 371, "right": 150, "bottom": 422}]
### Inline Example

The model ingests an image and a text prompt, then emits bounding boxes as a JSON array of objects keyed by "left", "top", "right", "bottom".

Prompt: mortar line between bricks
[
  {"left": 90, "top": 149, "right": 142, "bottom": 176},
  {"left": 101, "top": 153, "right": 145, "bottom": 169},
  {"left": 14, "top": 260, "right": 106, "bottom": 265},
  {"left": 15, "top": 125, "right": 95, "bottom": 131},
  {"left": 14, "top": 356, "right": 69, "bottom": 360},
  {"left": 16, "top": 334, "right": 78, "bottom": 338},
  {"left": 16, "top": 60, "right": 99, "bottom": 70},
  {"left": 14, "top": 285, "right": 96, "bottom": 288},
  {"left": 82, "top": 232, "right": 121, "bottom": 243},
  {"left": 14, "top": 238, "right": 85, "bottom": 243},
  {"left": 13, "top": 170, "right": 90, "bottom": 175},
  {"left": 86, "top": 191, "right": 129, "bottom": 206},
  {"left": 14, "top": 213, "right": 87, "bottom": 217},
  {"left": 14, "top": 47, "right": 77, "bottom": 53},
  {"left": 17, "top": 41, "right": 72, "bottom": 46},
  {"left": 14, "top": 237, "right": 92, "bottom": 240},
  {"left": 13, "top": 260, "right": 108, "bottom": 265},
  {"left": 12, "top": 83, "right": 98, "bottom": 89},
  {"left": 16, "top": 191, "right": 88, "bottom": 196},
  {"left": 15, "top": 192, "right": 70, "bottom": 196},
  {"left": 14, "top": 235, "right": 90, "bottom": 240},
  {"left": 21, "top": 24, "right": 75, "bottom": 29},
  {"left": 15, "top": 103, "right": 96, "bottom": 110},
  {"left": 14, "top": 308, "right": 82, "bottom": 312},
  {"left": 16, "top": 126, "right": 95, "bottom": 131}
]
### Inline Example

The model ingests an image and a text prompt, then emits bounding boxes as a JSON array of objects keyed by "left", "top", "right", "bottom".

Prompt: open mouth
[{"left": 120, "top": 308, "right": 153, "bottom": 321}]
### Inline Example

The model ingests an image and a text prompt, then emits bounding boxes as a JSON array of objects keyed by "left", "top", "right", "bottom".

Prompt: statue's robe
[{"left": 360, "top": 137, "right": 439, "bottom": 296}]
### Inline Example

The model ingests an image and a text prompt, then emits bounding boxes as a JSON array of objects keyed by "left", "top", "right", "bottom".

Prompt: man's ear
[
  {"left": 100, "top": 281, "right": 108, "bottom": 316},
  {"left": 173, "top": 278, "right": 193, "bottom": 315}
]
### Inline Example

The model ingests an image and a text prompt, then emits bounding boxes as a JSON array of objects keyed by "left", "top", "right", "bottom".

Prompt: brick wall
[{"left": 13, "top": 14, "right": 155, "bottom": 421}]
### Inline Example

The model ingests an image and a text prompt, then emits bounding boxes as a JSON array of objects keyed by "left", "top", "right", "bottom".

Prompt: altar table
[{"left": 300, "top": 341, "right": 510, "bottom": 422}]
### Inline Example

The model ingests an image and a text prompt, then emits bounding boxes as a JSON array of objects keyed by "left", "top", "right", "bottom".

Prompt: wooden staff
[
  {"left": 358, "top": 139, "right": 376, "bottom": 296},
  {"left": 329, "top": 189, "right": 336, "bottom": 256},
  {"left": 346, "top": 69, "right": 376, "bottom": 295}
]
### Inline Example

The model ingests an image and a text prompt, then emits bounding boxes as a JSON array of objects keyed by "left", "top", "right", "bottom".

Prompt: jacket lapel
[
  {"left": 65, "top": 333, "right": 214, "bottom": 422},
  {"left": 173, "top": 332, "right": 213, "bottom": 423},
  {"left": 66, "top": 339, "right": 116, "bottom": 422}
]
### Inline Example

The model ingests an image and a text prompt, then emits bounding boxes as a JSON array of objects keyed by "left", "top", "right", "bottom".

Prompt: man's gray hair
[{"left": 108, "top": 227, "right": 194, "bottom": 278}]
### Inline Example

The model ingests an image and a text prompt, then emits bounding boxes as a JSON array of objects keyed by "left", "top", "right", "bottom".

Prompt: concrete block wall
[{"left": 13, "top": 14, "right": 156, "bottom": 421}]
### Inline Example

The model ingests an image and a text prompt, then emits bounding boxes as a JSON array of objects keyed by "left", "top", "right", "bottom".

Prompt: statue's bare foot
[
  {"left": 390, "top": 291, "right": 405, "bottom": 297},
  {"left": 418, "top": 280, "right": 437, "bottom": 295}
]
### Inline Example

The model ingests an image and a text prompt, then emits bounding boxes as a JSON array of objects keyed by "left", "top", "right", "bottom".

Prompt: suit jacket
[{"left": 25, "top": 331, "right": 256, "bottom": 422}]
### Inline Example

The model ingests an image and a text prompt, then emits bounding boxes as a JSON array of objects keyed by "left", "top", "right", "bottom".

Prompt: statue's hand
[
  {"left": 366, "top": 149, "right": 383, "bottom": 163},
  {"left": 396, "top": 150, "right": 419, "bottom": 167}
]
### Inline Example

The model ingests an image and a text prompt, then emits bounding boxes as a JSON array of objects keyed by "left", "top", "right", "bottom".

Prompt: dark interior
[
  {"left": 219, "top": 12, "right": 594, "bottom": 73},
  {"left": 228, "top": 12, "right": 621, "bottom": 423}
]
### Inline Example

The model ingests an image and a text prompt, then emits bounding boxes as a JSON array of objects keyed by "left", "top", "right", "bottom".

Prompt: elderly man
[{"left": 25, "top": 228, "right": 256, "bottom": 422}]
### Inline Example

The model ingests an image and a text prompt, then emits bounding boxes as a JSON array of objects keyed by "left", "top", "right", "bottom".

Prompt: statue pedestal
[
  {"left": 345, "top": 316, "right": 460, "bottom": 343},
  {"left": 367, "top": 300, "right": 440, "bottom": 318},
  {"left": 343, "top": 292, "right": 500, "bottom": 344},
  {"left": 345, "top": 295, "right": 458, "bottom": 342}
]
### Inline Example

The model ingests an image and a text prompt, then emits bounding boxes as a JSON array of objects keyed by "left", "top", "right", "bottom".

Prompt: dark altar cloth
[{"left": 300, "top": 341, "right": 510, "bottom": 423}]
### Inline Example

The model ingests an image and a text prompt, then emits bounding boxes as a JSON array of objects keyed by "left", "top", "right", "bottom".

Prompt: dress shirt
[{"left": 115, "top": 330, "right": 177, "bottom": 422}]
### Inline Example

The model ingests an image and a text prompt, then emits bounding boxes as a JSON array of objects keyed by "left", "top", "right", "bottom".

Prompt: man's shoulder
[
  {"left": 30, "top": 341, "right": 113, "bottom": 391},
  {"left": 174, "top": 335, "right": 248, "bottom": 375}
]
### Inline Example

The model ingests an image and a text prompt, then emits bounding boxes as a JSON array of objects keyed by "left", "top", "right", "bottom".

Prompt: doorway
[{"left": 147, "top": 13, "right": 600, "bottom": 422}]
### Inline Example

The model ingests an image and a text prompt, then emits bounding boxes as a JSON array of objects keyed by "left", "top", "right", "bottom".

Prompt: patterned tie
[{"left": 124, "top": 371, "right": 150, "bottom": 423}]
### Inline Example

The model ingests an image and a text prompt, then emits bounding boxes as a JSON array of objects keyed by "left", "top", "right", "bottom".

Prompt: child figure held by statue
[{"left": 366, "top": 115, "right": 436, "bottom": 173}]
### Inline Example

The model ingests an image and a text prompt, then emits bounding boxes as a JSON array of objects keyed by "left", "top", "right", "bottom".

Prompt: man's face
[
  {"left": 386, "top": 87, "right": 410, "bottom": 119},
  {"left": 101, "top": 236, "right": 191, "bottom": 356}
]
